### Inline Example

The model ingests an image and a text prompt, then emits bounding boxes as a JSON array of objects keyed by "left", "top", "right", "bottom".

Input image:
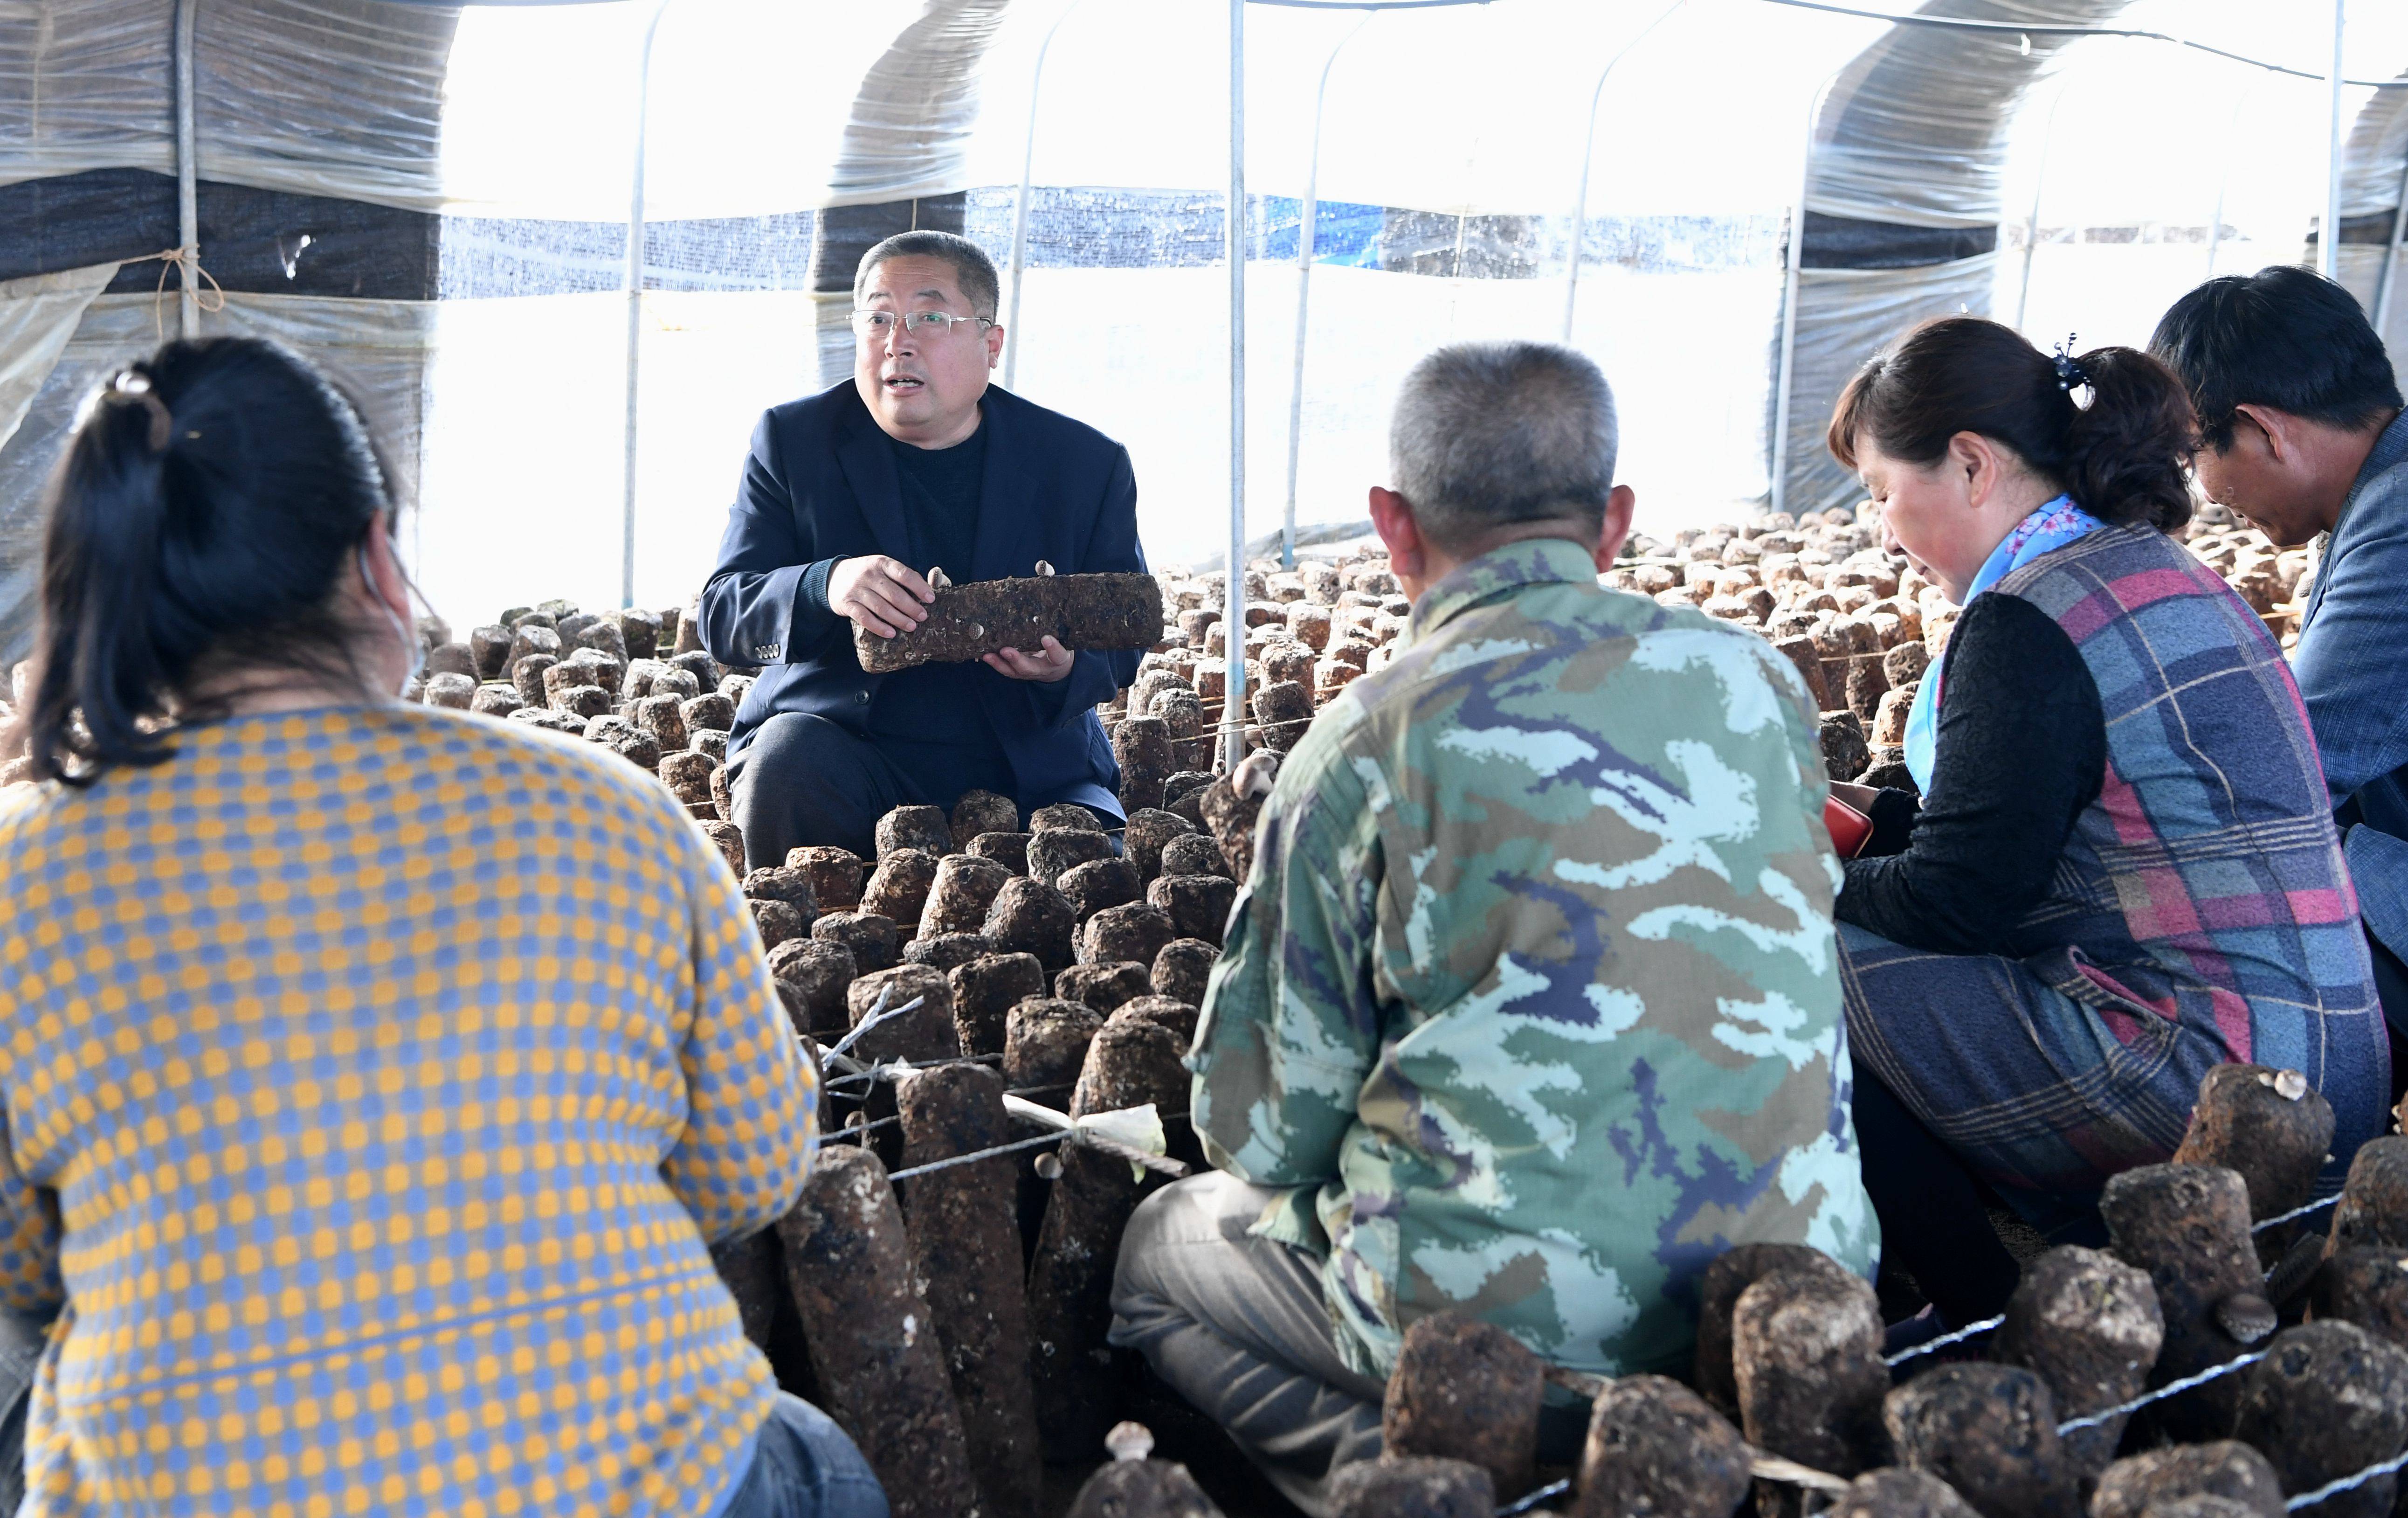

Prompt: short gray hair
[
  {"left": 1389, "top": 342, "right": 1619, "bottom": 548},
  {"left": 855, "top": 231, "right": 1001, "bottom": 320}
]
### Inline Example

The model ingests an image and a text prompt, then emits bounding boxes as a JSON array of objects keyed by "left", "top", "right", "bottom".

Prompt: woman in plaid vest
[{"left": 1823, "top": 317, "right": 2385, "bottom": 1334}]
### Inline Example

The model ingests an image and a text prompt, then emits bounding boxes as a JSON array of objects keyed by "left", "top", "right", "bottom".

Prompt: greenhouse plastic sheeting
[
  {"left": 0, "top": 0, "right": 455, "bottom": 212},
  {"left": 828, "top": 0, "right": 1009, "bottom": 208},
  {"left": 1780, "top": 252, "right": 2002, "bottom": 519},
  {"left": 0, "top": 290, "right": 433, "bottom": 663},
  {"left": 0, "top": 263, "right": 118, "bottom": 461},
  {"left": 1808, "top": 0, "right": 2133, "bottom": 231},
  {"left": 2343, "top": 78, "right": 2408, "bottom": 222}
]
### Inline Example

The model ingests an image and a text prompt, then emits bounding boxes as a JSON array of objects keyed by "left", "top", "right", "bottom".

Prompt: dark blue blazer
[{"left": 699, "top": 381, "right": 1146, "bottom": 818}]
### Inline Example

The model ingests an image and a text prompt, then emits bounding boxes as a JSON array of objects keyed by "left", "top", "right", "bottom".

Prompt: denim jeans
[{"left": 717, "top": 1393, "right": 890, "bottom": 1518}]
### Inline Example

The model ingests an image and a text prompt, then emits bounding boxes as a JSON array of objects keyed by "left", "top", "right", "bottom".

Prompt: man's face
[
  {"left": 2190, "top": 414, "right": 2327, "bottom": 548},
  {"left": 854, "top": 255, "right": 1005, "bottom": 449}
]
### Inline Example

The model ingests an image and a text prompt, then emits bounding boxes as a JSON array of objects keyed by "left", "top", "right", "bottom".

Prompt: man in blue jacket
[
  {"left": 700, "top": 230, "right": 1146, "bottom": 866},
  {"left": 2153, "top": 266, "right": 2408, "bottom": 1080}
]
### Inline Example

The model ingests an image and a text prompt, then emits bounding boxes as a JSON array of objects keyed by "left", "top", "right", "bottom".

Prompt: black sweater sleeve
[{"left": 1837, "top": 593, "right": 2106, "bottom": 956}]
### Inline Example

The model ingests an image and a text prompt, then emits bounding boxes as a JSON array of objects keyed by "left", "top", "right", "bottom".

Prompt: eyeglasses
[{"left": 851, "top": 309, "right": 997, "bottom": 339}]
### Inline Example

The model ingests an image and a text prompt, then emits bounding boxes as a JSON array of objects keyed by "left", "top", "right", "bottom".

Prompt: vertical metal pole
[
  {"left": 1224, "top": 0, "right": 1248, "bottom": 773},
  {"left": 1562, "top": 0, "right": 1687, "bottom": 342},
  {"left": 2375, "top": 149, "right": 2408, "bottom": 339},
  {"left": 174, "top": 0, "right": 199, "bottom": 339},
  {"left": 2013, "top": 83, "right": 2066, "bottom": 333},
  {"left": 1771, "top": 71, "right": 1837, "bottom": 519},
  {"left": 2322, "top": 0, "right": 2346, "bottom": 280},
  {"left": 623, "top": 0, "right": 669, "bottom": 610},
  {"left": 1005, "top": 0, "right": 1083, "bottom": 392},
  {"left": 2203, "top": 78, "right": 2255, "bottom": 281},
  {"left": 1283, "top": 15, "right": 1369, "bottom": 570}
]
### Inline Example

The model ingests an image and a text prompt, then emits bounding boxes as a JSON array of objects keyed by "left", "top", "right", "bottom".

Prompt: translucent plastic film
[
  {"left": 0, "top": 263, "right": 118, "bottom": 460},
  {"left": 1809, "top": 0, "right": 2131, "bottom": 231},
  {"left": 2343, "top": 79, "right": 2408, "bottom": 222},
  {"left": 1781, "top": 254, "right": 2001, "bottom": 519},
  {"left": 0, "top": 0, "right": 455, "bottom": 213},
  {"left": 828, "top": 0, "right": 1010, "bottom": 209},
  {"left": 0, "top": 289, "right": 434, "bottom": 663},
  {"left": 0, "top": 0, "right": 175, "bottom": 187}
]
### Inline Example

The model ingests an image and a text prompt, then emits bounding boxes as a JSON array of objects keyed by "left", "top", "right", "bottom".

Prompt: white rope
[
  {"left": 2057, "top": 1351, "right": 2266, "bottom": 1434},
  {"left": 1884, "top": 1313, "right": 2005, "bottom": 1366}
]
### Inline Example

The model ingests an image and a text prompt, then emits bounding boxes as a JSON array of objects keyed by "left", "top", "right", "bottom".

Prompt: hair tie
[
  {"left": 108, "top": 370, "right": 173, "bottom": 453},
  {"left": 2051, "top": 337, "right": 2089, "bottom": 395}
]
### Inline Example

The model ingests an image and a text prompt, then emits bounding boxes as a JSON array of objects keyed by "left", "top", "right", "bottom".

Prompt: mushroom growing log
[{"left": 854, "top": 572, "right": 1165, "bottom": 672}]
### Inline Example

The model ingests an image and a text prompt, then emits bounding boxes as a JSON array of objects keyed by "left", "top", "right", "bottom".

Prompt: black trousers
[
  {"left": 1851, "top": 1065, "right": 2028, "bottom": 1328},
  {"left": 2370, "top": 926, "right": 2408, "bottom": 1109},
  {"left": 731, "top": 712, "right": 1016, "bottom": 869}
]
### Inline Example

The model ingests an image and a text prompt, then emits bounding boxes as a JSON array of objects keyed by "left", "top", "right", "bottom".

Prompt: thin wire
[
  {"left": 885, "top": 1129, "right": 1071, "bottom": 1181},
  {"left": 820, "top": 1053, "right": 1005, "bottom": 1090},
  {"left": 2056, "top": 1351, "right": 2266, "bottom": 1434},
  {"left": 1494, "top": 1477, "right": 1572, "bottom": 1517},
  {"left": 1883, "top": 1312, "right": 2004, "bottom": 1366},
  {"left": 1744, "top": 0, "right": 2408, "bottom": 88},
  {"left": 1249, "top": 0, "right": 1490, "bottom": 9},
  {"left": 2254, "top": 1194, "right": 2338, "bottom": 1232},
  {"left": 823, "top": 990, "right": 919, "bottom": 1061},
  {"left": 2290, "top": 1447, "right": 2408, "bottom": 1510}
]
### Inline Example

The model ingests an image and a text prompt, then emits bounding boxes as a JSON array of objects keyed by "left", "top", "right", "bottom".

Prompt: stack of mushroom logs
[
  {"left": 1085, "top": 1070, "right": 2408, "bottom": 1518},
  {"left": 1601, "top": 499, "right": 2313, "bottom": 795},
  {"left": 0, "top": 544, "right": 2374, "bottom": 1518}
]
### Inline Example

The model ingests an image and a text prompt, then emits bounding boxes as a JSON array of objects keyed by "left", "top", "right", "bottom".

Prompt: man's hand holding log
[{"left": 830, "top": 555, "right": 1075, "bottom": 683}]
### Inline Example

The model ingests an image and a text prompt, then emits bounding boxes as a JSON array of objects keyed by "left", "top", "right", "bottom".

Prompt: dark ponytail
[
  {"left": 20, "top": 337, "right": 395, "bottom": 785},
  {"left": 1827, "top": 315, "right": 2200, "bottom": 533}
]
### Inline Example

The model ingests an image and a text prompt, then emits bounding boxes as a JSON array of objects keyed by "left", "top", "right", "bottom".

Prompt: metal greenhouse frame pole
[
  {"left": 2322, "top": 0, "right": 2345, "bottom": 281},
  {"left": 1771, "top": 70, "right": 1840, "bottom": 519},
  {"left": 1561, "top": 0, "right": 1688, "bottom": 342},
  {"left": 1225, "top": 0, "right": 1249, "bottom": 771},
  {"left": 2203, "top": 78, "right": 2257, "bottom": 281},
  {"left": 174, "top": 0, "right": 199, "bottom": 339},
  {"left": 1280, "top": 14, "right": 1371, "bottom": 570},
  {"left": 2013, "top": 81, "right": 2068, "bottom": 334},
  {"left": 622, "top": 0, "right": 671, "bottom": 609},
  {"left": 1005, "top": 0, "right": 1085, "bottom": 392},
  {"left": 2375, "top": 151, "right": 2408, "bottom": 338}
]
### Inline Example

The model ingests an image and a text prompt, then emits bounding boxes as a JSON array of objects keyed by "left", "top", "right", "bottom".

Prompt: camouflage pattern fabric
[{"left": 1190, "top": 537, "right": 1878, "bottom": 1380}]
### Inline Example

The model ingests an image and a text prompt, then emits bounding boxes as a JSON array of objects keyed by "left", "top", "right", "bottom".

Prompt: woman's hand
[{"left": 1829, "top": 781, "right": 1884, "bottom": 813}]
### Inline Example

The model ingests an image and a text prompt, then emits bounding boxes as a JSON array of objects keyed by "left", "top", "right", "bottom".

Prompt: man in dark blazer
[
  {"left": 700, "top": 230, "right": 1145, "bottom": 867},
  {"left": 2153, "top": 265, "right": 2408, "bottom": 1078}
]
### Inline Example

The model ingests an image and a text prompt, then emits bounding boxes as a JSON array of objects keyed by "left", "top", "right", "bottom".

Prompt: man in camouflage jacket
[{"left": 1110, "top": 342, "right": 1877, "bottom": 1515}]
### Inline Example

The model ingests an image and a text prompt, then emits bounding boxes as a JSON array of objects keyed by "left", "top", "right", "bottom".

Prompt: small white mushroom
[
  {"left": 1234, "top": 749, "right": 1279, "bottom": 798},
  {"left": 1104, "top": 1422, "right": 1155, "bottom": 1463},
  {"left": 968, "top": 623, "right": 984, "bottom": 639},
  {"left": 1033, "top": 1151, "right": 1063, "bottom": 1180},
  {"left": 928, "top": 566, "right": 952, "bottom": 590},
  {"left": 1034, "top": 560, "right": 1056, "bottom": 577}
]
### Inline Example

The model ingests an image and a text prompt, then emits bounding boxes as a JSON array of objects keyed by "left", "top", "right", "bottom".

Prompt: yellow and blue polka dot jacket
[{"left": 0, "top": 704, "right": 819, "bottom": 1517}]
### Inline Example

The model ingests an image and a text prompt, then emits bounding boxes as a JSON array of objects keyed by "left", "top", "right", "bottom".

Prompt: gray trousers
[{"left": 1108, "top": 1172, "right": 1385, "bottom": 1518}]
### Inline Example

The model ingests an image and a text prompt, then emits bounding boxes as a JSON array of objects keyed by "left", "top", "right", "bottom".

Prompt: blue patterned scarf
[{"left": 1903, "top": 495, "right": 2107, "bottom": 791}]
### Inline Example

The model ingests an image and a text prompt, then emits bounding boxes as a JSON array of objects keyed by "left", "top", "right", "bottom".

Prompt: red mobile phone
[{"left": 1824, "top": 795, "right": 1874, "bottom": 859}]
